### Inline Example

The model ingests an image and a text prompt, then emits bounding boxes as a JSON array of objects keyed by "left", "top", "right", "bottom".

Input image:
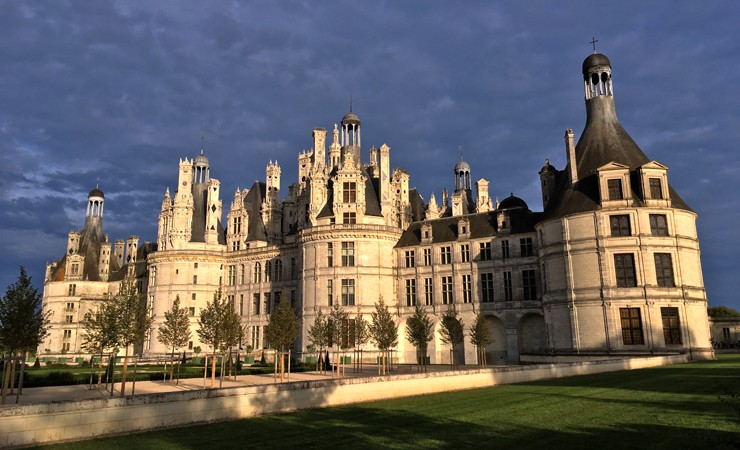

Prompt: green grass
[{"left": 35, "top": 356, "right": 740, "bottom": 449}]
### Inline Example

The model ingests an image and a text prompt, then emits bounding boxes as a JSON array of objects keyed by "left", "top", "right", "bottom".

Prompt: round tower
[
  {"left": 194, "top": 150, "right": 210, "bottom": 184},
  {"left": 86, "top": 186, "right": 105, "bottom": 218},
  {"left": 454, "top": 157, "right": 471, "bottom": 191}
]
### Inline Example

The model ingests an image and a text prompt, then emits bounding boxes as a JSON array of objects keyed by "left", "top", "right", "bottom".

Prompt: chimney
[{"left": 565, "top": 129, "right": 577, "bottom": 183}]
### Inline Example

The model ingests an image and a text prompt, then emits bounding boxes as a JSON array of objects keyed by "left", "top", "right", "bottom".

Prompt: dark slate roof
[
  {"left": 88, "top": 188, "right": 104, "bottom": 198},
  {"left": 190, "top": 184, "right": 207, "bottom": 242},
  {"left": 499, "top": 194, "right": 528, "bottom": 210},
  {"left": 408, "top": 189, "right": 425, "bottom": 223},
  {"left": 395, "top": 209, "right": 539, "bottom": 248},
  {"left": 542, "top": 95, "right": 692, "bottom": 220},
  {"left": 244, "top": 181, "right": 268, "bottom": 241},
  {"left": 582, "top": 53, "right": 611, "bottom": 73},
  {"left": 317, "top": 167, "right": 383, "bottom": 218}
]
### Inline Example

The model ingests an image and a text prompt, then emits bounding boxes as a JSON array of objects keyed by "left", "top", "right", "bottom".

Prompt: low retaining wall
[{"left": 0, "top": 354, "right": 687, "bottom": 448}]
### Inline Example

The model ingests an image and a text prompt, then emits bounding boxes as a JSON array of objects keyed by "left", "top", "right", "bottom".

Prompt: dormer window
[
  {"left": 342, "top": 182, "right": 356, "bottom": 203},
  {"left": 649, "top": 178, "right": 663, "bottom": 200},
  {"left": 639, "top": 161, "right": 670, "bottom": 206},
  {"left": 607, "top": 179, "right": 623, "bottom": 200}
]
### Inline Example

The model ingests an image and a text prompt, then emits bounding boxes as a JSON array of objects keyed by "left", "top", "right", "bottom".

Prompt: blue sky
[{"left": 1, "top": 1, "right": 738, "bottom": 310}]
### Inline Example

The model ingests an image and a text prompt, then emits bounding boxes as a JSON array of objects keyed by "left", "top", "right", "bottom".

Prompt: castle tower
[
  {"left": 329, "top": 124, "right": 341, "bottom": 169},
  {"left": 171, "top": 158, "right": 194, "bottom": 247},
  {"left": 312, "top": 127, "right": 326, "bottom": 169},
  {"left": 98, "top": 236, "right": 111, "bottom": 281},
  {"left": 340, "top": 107, "right": 361, "bottom": 165},
  {"left": 157, "top": 188, "right": 173, "bottom": 250},
  {"left": 263, "top": 161, "right": 282, "bottom": 241},
  {"left": 205, "top": 178, "right": 222, "bottom": 245}
]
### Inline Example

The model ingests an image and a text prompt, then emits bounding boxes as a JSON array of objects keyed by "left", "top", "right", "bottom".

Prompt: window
[
  {"left": 251, "top": 326, "right": 260, "bottom": 350},
  {"left": 461, "top": 244, "right": 470, "bottom": 263},
  {"left": 341, "top": 242, "right": 355, "bottom": 266},
  {"left": 240, "top": 264, "right": 246, "bottom": 284},
  {"left": 503, "top": 271, "right": 513, "bottom": 302},
  {"left": 275, "top": 260, "right": 283, "bottom": 281},
  {"left": 194, "top": 262, "right": 198, "bottom": 269},
  {"left": 423, "top": 248, "right": 432, "bottom": 266},
  {"left": 607, "top": 179, "right": 623, "bottom": 200},
  {"left": 342, "top": 182, "right": 357, "bottom": 203},
  {"left": 522, "top": 269, "right": 537, "bottom": 300},
  {"left": 291, "top": 289, "right": 296, "bottom": 308},
  {"left": 274, "top": 291, "right": 282, "bottom": 307},
  {"left": 65, "top": 315, "right": 73, "bottom": 324},
  {"left": 265, "top": 261, "right": 272, "bottom": 282},
  {"left": 263, "top": 293, "right": 271, "bottom": 315},
  {"left": 424, "top": 278, "right": 434, "bottom": 305},
  {"left": 441, "top": 246, "right": 452, "bottom": 264},
  {"left": 405, "top": 250, "right": 415, "bottom": 268},
  {"left": 150, "top": 267, "right": 156, "bottom": 286},
  {"left": 661, "top": 307, "right": 681, "bottom": 345},
  {"left": 441, "top": 276, "right": 453, "bottom": 304},
  {"left": 479, "top": 242, "right": 491, "bottom": 261},
  {"left": 327, "top": 243, "right": 334, "bottom": 267},
  {"left": 614, "top": 254, "right": 637, "bottom": 287},
  {"left": 654, "top": 253, "right": 675, "bottom": 287},
  {"left": 650, "top": 214, "right": 668, "bottom": 236},
  {"left": 253, "top": 294, "right": 260, "bottom": 315},
  {"left": 66, "top": 302, "right": 74, "bottom": 311},
  {"left": 342, "top": 212, "right": 356, "bottom": 224},
  {"left": 610, "top": 215, "right": 631, "bottom": 237},
  {"left": 620, "top": 308, "right": 644, "bottom": 345},
  {"left": 239, "top": 295, "right": 244, "bottom": 316},
  {"left": 68, "top": 284, "right": 76, "bottom": 296},
  {"left": 189, "top": 307, "right": 195, "bottom": 316},
  {"left": 193, "top": 275, "right": 197, "bottom": 284},
  {"left": 63, "top": 329, "right": 72, "bottom": 339},
  {"left": 481, "top": 273, "right": 494, "bottom": 303},
  {"left": 227, "top": 265, "right": 236, "bottom": 286},
  {"left": 405, "top": 279, "right": 417, "bottom": 306},
  {"left": 70, "top": 263, "right": 79, "bottom": 275},
  {"left": 291, "top": 258, "right": 297, "bottom": 280},
  {"left": 462, "top": 274, "right": 472, "bottom": 303},
  {"left": 227, "top": 294, "right": 235, "bottom": 310},
  {"left": 254, "top": 263, "right": 261, "bottom": 283},
  {"left": 233, "top": 216, "right": 242, "bottom": 234},
  {"left": 520, "top": 238, "right": 534, "bottom": 257},
  {"left": 328, "top": 279, "right": 333, "bottom": 306},
  {"left": 501, "top": 240, "right": 510, "bottom": 259},
  {"left": 649, "top": 178, "right": 663, "bottom": 199},
  {"left": 191, "top": 293, "right": 196, "bottom": 300},
  {"left": 341, "top": 279, "right": 355, "bottom": 306},
  {"left": 340, "top": 318, "right": 356, "bottom": 349},
  {"left": 723, "top": 328, "right": 731, "bottom": 341},
  {"left": 62, "top": 342, "right": 71, "bottom": 352},
  {"left": 188, "top": 341, "right": 193, "bottom": 350}
]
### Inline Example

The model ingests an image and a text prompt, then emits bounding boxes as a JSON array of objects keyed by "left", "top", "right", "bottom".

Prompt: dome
[
  {"left": 582, "top": 53, "right": 611, "bottom": 74},
  {"left": 454, "top": 159, "right": 471, "bottom": 173},
  {"left": 539, "top": 160, "right": 556, "bottom": 174},
  {"left": 88, "top": 187, "right": 104, "bottom": 199},
  {"left": 499, "top": 194, "right": 528, "bottom": 210},
  {"left": 341, "top": 110, "right": 361, "bottom": 126},
  {"left": 194, "top": 152, "right": 209, "bottom": 167}
]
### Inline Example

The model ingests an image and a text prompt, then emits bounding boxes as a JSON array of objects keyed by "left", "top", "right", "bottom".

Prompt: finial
[
  {"left": 349, "top": 96, "right": 353, "bottom": 112},
  {"left": 96, "top": 177, "right": 99, "bottom": 188},
  {"left": 545, "top": 158, "right": 550, "bottom": 165},
  {"left": 201, "top": 136, "right": 204, "bottom": 154},
  {"left": 590, "top": 37, "right": 598, "bottom": 53},
  {"left": 459, "top": 146, "right": 463, "bottom": 161}
]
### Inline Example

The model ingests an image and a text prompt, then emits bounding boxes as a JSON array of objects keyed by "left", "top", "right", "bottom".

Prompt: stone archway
[
  {"left": 517, "top": 313, "right": 546, "bottom": 354},
  {"left": 484, "top": 315, "right": 508, "bottom": 365}
]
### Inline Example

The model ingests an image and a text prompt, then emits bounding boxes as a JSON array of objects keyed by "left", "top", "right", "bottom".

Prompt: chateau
[{"left": 41, "top": 51, "right": 713, "bottom": 364}]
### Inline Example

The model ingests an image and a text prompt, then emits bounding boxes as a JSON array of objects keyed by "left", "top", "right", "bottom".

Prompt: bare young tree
[
  {"left": 468, "top": 313, "right": 494, "bottom": 367},
  {"left": 405, "top": 304, "right": 434, "bottom": 372}
]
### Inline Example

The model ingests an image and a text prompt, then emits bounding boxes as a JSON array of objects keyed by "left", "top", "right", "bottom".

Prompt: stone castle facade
[{"left": 41, "top": 52, "right": 713, "bottom": 363}]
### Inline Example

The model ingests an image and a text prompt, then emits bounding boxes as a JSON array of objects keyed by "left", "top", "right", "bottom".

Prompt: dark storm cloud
[{"left": 1, "top": 1, "right": 738, "bottom": 309}]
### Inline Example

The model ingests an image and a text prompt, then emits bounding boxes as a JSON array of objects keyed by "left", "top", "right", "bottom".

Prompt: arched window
[{"left": 265, "top": 261, "right": 272, "bottom": 282}]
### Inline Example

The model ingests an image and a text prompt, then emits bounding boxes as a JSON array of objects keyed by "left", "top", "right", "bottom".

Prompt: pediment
[
  {"left": 596, "top": 161, "right": 630, "bottom": 172},
  {"left": 640, "top": 160, "right": 669, "bottom": 170}
]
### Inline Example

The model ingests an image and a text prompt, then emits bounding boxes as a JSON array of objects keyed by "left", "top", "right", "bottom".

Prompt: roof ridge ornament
[{"left": 590, "top": 37, "right": 599, "bottom": 54}]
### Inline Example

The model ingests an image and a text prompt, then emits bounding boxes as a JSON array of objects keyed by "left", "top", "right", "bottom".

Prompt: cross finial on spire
[
  {"left": 349, "top": 96, "right": 353, "bottom": 112},
  {"left": 590, "top": 37, "right": 599, "bottom": 53},
  {"left": 200, "top": 136, "right": 204, "bottom": 154},
  {"left": 459, "top": 146, "right": 463, "bottom": 161},
  {"left": 96, "top": 177, "right": 99, "bottom": 188}
]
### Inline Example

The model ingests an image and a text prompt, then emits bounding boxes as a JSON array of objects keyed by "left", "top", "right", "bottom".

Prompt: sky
[{"left": 1, "top": 1, "right": 738, "bottom": 310}]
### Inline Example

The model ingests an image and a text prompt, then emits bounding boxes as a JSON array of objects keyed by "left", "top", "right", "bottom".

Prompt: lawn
[{"left": 35, "top": 356, "right": 740, "bottom": 450}]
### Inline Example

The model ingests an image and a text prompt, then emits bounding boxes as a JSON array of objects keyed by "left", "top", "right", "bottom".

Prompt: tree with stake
[
  {"left": 468, "top": 312, "right": 494, "bottom": 367},
  {"left": 157, "top": 296, "right": 191, "bottom": 383},
  {"left": 327, "top": 305, "right": 349, "bottom": 376},
  {"left": 82, "top": 300, "right": 118, "bottom": 386},
  {"left": 264, "top": 300, "right": 298, "bottom": 381},
  {"left": 439, "top": 306, "right": 464, "bottom": 369},
  {"left": 369, "top": 296, "right": 398, "bottom": 375},
  {"left": 113, "top": 280, "right": 152, "bottom": 396},
  {"left": 306, "top": 309, "right": 329, "bottom": 372},
  {"left": 0, "top": 267, "right": 49, "bottom": 404},
  {"left": 405, "top": 304, "right": 434, "bottom": 372},
  {"left": 353, "top": 313, "right": 370, "bottom": 372},
  {"left": 197, "top": 289, "right": 240, "bottom": 387}
]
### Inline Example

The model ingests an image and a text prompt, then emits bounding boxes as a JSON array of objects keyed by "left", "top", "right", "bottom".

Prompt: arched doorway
[
  {"left": 484, "top": 315, "right": 508, "bottom": 365},
  {"left": 518, "top": 313, "right": 546, "bottom": 354}
]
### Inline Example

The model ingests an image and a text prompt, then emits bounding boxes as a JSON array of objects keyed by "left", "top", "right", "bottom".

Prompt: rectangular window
[
  {"left": 193, "top": 275, "right": 198, "bottom": 284},
  {"left": 328, "top": 279, "right": 333, "bottom": 306},
  {"left": 341, "top": 242, "right": 355, "bottom": 266},
  {"left": 614, "top": 254, "right": 637, "bottom": 287},
  {"left": 649, "top": 178, "right": 663, "bottom": 199},
  {"left": 228, "top": 265, "right": 236, "bottom": 286},
  {"left": 240, "top": 264, "right": 246, "bottom": 284},
  {"left": 264, "top": 293, "right": 271, "bottom": 315},
  {"left": 188, "top": 341, "right": 193, "bottom": 350},
  {"left": 66, "top": 302, "right": 74, "bottom": 311},
  {"left": 342, "top": 212, "right": 356, "bottom": 224},
  {"left": 63, "top": 329, "right": 72, "bottom": 339},
  {"left": 291, "top": 258, "right": 296, "bottom": 280},
  {"left": 441, "top": 246, "right": 452, "bottom": 264},
  {"left": 405, "top": 279, "right": 417, "bottom": 306},
  {"left": 424, "top": 277, "right": 434, "bottom": 305},
  {"left": 253, "top": 294, "right": 260, "bottom": 315},
  {"left": 191, "top": 293, "right": 196, "bottom": 301},
  {"left": 62, "top": 342, "right": 71, "bottom": 352},
  {"left": 503, "top": 271, "right": 513, "bottom": 302},
  {"left": 68, "top": 284, "right": 76, "bottom": 296},
  {"left": 620, "top": 308, "right": 644, "bottom": 345},
  {"left": 251, "top": 326, "right": 260, "bottom": 350},
  {"left": 327, "top": 243, "right": 334, "bottom": 267},
  {"left": 607, "top": 179, "right": 624, "bottom": 200},
  {"left": 480, "top": 273, "right": 494, "bottom": 303},
  {"left": 520, "top": 238, "right": 534, "bottom": 257},
  {"left": 239, "top": 295, "right": 244, "bottom": 316},
  {"left": 65, "top": 315, "right": 73, "bottom": 324},
  {"left": 341, "top": 279, "right": 355, "bottom": 306},
  {"left": 189, "top": 307, "right": 195, "bottom": 317},
  {"left": 342, "top": 182, "right": 357, "bottom": 203},
  {"left": 291, "top": 289, "right": 296, "bottom": 309},
  {"left": 441, "top": 276, "right": 453, "bottom": 304},
  {"left": 227, "top": 294, "right": 235, "bottom": 310},
  {"left": 522, "top": 269, "right": 537, "bottom": 300},
  {"left": 275, "top": 260, "right": 283, "bottom": 281},
  {"left": 501, "top": 240, "right": 510, "bottom": 259},
  {"left": 479, "top": 242, "right": 491, "bottom": 261},
  {"left": 610, "top": 215, "right": 631, "bottom": 237},
  {"left": 661, "top": 307, "right": 681, "bottom": 345},
  {"left": 462, "top": 274, "right": 472, "bottom": 303},
  {"left": 654, "top": 253, "right": 675, "bottom": 287},
  {"left": 265, "top": 261, "right": 272, "bottom": 282},
  {"left": 423, "top": 248, "right": 432, "bottom": 266},
  {"left": 723, "top": 328, "right": 731, "bottom": 341},
  {"left": 405, "top": 250, "right": 415, "bottom": 268},
  {"left": 650, "top": 214, "right": 668, "bottom": 236},
  {"left": 460, "top": 244, "right": 470, "bottom": 263},
  {"left": 274, "top": 291, "right": 282, "bottom": 307}
]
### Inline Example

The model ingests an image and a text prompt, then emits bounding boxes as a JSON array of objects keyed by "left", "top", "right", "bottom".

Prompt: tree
[
  {"left": 405, "top": 304, "right": 434, "bottom": 372},
  {"left": 157, "top": 296, "right": 191, "bottom": 383},
  {"left": 327, "top": 305, "right": 348, "bottom": 376},
  {"left": 113, "top": 280, "right": 153, "bottom": 396},
  {"left": 439, "top": 306, "right": 464, "bottom": 369},
  {"left": 265, "top": 300, "right": 299, "bottom": 381},
  {"left": 369, "top": 296, "right": 398, "bottom": 375},
  {"left": 708, "top": 306, "right": 740, "bottom": 318},
  {"left": 468, "top": 313, "right": 494, "bottom": 367},
  {"left": 82, "top": 299, "right": 118, "bottom": 386},
  {"left": 197, "top": 289, "right": 241, "bottom": 387},
  {"left": 306, "top": 309, "right": 329, "bottom": 371},
  {"left": 353, "top": 313, "right": 370, "bottom": 371},
  {"left": 0, "top": 267, "right": 49, "bottom": 403}
]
